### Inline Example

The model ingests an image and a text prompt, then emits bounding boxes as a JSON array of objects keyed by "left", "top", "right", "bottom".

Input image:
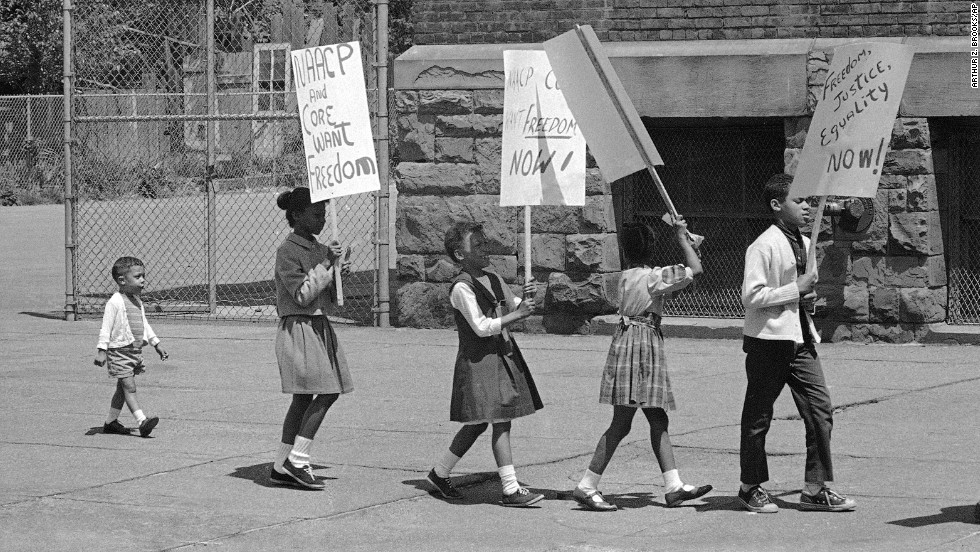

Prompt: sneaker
[
  {"left": 282, "top": 458, "right": 325, "bottom": 490},
  {"left": 572, "top": 487, "right": 617, "bottom": 511},
  {"left": 738, "top": 485, "right": 779, "bottom": 513},
  {"left": 102, "top": 420, "right": 130, "bottom": 435},
  {"left": 800, "top": 487, "right": 856, "bottom": 512},
  {"left": 665, "top": 484, "right": 713, "bottom": 508},
  {"left": 501, "top": 487, "right": 544, "bottom": 508},
  {"left": 269, "top": 467, "right": 301, "bottom": 487},
  {"left": 426, "top": 469, "right": 463, "bottom": 500},
  {"left": 138, "top": 416, "right": 159, "bottom": 438}
]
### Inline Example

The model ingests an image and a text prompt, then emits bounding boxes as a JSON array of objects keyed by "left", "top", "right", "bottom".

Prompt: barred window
[{"left": 623, "top": 118, "right": 786, "bottom": 318}]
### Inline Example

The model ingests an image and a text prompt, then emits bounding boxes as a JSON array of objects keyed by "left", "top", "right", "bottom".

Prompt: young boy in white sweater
[{"left": 737, "top": 174, "right": 856, "bottom": 514}]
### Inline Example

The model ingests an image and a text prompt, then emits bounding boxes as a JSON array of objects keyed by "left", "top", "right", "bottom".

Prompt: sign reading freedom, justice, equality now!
[
  {"left": 500, "top": 50, "right": 585, "bottom": 207},
  {"left": 291, "top": 41, "right": 380, "bottom": 203},
  {"left": 790, "top": 42, "right": 913, "bottom": 199}
]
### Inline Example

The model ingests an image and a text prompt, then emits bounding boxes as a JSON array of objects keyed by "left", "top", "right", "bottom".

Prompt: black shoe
[
  {"left": 738, "top": 485, "right": 779, "bottom": 513},
  {"left": 427, "top": 469, "right": 463, "bottom": 500},
  {"left": 138, "top": 416, "right": 159, "bottom": 438},
  {"left": 665, "top": 484, "right": 713, "bottom": 508},
  {"left": 102, "top": 420, "right": 130, "bottom": 435},
  {"left": 800, "top": 487, "right": 856, "bottom": 512},
  {"left": 501, "top": 487, "right": 544, "bottom": 508},
  {"left": 282, "top": 458, "right": 325, "bottom": 490},
  {"left": 572, "top": 487, "right": 617, "bottom": 511},
  {"left": 269, "top": 467, "right": 301, "bottom": 487}
]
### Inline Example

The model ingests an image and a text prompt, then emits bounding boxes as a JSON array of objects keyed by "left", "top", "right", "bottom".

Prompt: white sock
[
  {"left": 273, "top": 442, "right": 292, "bottom": 473},
  {"left": 433, "top": 451, "right": 461, "bottom": 479},
  {"left": 663, "top": 469, "right": 695, "bottom": 493},
  {"left": 804, "top": 482, "right": 824, "bottom": 495},
  {"left": 133, "top": 409, "right": 147, "bottom": 424},
  {"left": 106, "top": 408, "right": 122, "bottom": 424},
  {"left": 577, "top": 469, "right": 602, "bottom": 494},
  {"left": 498, "top": 464, "right": 519, "bottom": 495},
  {"left": 288, "top": 436, "right": 313, "bottom": 467}
]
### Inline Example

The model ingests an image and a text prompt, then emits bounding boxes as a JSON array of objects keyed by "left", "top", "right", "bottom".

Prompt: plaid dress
[{"left": 598, "top": 266, "right": 693, "bottom": 409}]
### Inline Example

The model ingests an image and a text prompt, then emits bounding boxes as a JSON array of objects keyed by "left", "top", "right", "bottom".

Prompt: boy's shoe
[
  {"left": 138, "top": 416, "right": 159, "bottom": 438},
  {"left": 426, "top": 469, "right": 463, "bottom": 500},
  {"left": 799, "top": 487, "right": 857, "bottom": 512},
  {"left": 665, "top": 484, "right": 713, "bottom": 508},
  {"left": 501, "top": 487, "right": 544, "bottom": 508},
  {"left": 269, "top": 467, "right": 300, "bottom": 487},
  {"left": 738, "top": 485, "right": 779, "bottom": 513},
  {"left": 102, "top": 420, "right": 130, "bottom": 435},
  {"left": 282, "top": 458, "right": 325, "bottom": 490},
  {"left": 572, "top": 487, "right": 617, "bottom": 511}
]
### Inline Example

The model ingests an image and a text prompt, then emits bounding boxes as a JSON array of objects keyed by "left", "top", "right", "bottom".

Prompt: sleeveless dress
[{"left": 448, "top": 271, "right": 543, "bottom": 423}]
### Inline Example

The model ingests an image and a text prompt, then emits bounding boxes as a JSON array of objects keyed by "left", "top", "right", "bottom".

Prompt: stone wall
[
  {"left": 411, "top": 1, "right": 969, "bottom": 45},
  {"left": 393, "top": 89, "right": 621, "bottom": 332}
]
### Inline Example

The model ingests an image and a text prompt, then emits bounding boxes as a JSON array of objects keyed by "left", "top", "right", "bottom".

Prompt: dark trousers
[{"left": 739, "top": 336, "right": 834, "bottom": 485}]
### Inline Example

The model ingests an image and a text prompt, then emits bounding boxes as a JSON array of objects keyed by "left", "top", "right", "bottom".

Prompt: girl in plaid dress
[{"left": 571, "top": 217, "right": 712, "bottom": 511}]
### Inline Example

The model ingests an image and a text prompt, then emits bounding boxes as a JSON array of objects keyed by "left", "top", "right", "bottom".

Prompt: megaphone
[{"left": 824, "top": 197, "right": 874, "bottom": 233}]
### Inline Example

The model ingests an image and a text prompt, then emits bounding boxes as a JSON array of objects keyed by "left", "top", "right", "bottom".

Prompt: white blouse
[
  {"left": 450, "top": 277, "right": 522, "bottom": 337},
  {"left": 618, "top": 265, "right": 694, "bottom": 318}
]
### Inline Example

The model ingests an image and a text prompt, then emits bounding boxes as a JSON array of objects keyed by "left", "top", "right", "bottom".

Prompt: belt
[{"left": 621, "top": 312, "right": 662, "bottom": 330}]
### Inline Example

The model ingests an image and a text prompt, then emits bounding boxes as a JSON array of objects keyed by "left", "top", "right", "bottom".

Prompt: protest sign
[
  {"left": 500, "top": 50, "right": 586, "bottom": 207},
  {"left": 790, "top": 42, "right": 914, "bottom": 199},
  {"left": 543, "top": 25, "right": 663, "bottom": 185},
  {"left": 291, "top": 41, "right": 380, "bottom": 204}
]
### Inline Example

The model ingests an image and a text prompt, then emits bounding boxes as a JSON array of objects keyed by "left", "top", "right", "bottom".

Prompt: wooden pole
[
  {"left": 807, "top": 195, "right": 826, "bottom": 278},
  {"left": 331, "top": 200, "right": 344, "bottom": 306},
  {"left": 524, "top": 205, "right": 532, "bottom": 294}
]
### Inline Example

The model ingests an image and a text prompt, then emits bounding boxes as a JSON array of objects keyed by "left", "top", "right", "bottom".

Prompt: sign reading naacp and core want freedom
[
  {"left": 790, "top": 42, "right": 914, "bottom": 199},
  {"left": 543, "top": 26, "right": 663, "bottom": 184},
  {"left": 500, "top": 50, "right": 586, "bottom": 207},
  {"left": 291, "top": 41, "right": 380, "bottom": 203}
]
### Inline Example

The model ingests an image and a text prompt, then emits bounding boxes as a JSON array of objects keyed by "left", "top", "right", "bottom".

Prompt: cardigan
[
  {"left": 274, "top": 233, "right": 335, "bottom": 317},
  {"left": 96, "top": 292, "right": 160, "bottom": 350},
  {"left": 741, "top": 224, "right": 820, "bottom": 344}
]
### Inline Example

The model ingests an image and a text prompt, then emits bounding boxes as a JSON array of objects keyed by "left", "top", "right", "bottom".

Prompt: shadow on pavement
[
  {"left": 888, "top": 505, "right": 980, "bottom": 527},
  {"left": 403, "top": 473, "right": 558, "bottom": 507},
  {"left": 19, "top": 311, "right": 64, "bottom": 320},
  {"left": 84, "top": 426, "right": 137, "bottom": 437},
  {"left": 554, "top": 490, "right": 662, "bottom": 510},
  {"left": 230, "top": 462, "right": 336, "bottom": 489}
]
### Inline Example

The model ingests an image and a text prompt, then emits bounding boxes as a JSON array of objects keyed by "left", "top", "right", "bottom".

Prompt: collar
[
  {"left": 774, "top": 220, "right": 802, "bottom": 243},
  {"left": 285, "top": 233, "right": 315, "bottom": 250}
]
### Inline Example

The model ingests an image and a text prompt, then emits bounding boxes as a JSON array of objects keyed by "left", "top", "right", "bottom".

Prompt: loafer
[
  {"left": 738, "top": 485, "right": 778, "bottom": 513},
  {"left": 500, "top": 487, "right": 544, "bottom": 507},
  {"left": 282, "top": 458, "right": 325, "bottom": 490},
  {"left": 800, "top": 487, "right": 856, "bottom": 512},
  {"left": 665, "top": 484, "right": 713, "bottom": 508},
  {"left": 572, "top": 487, "right": 617, "bottom": 511},
  {"left": 138, "top": 416, "right": 159, "bottom": 438},
  {"left": 426, "top": 469, "right": 463, "bottom": 500},
  {"left": 102, "top": 420, "right": 130, "bottom": 435}
]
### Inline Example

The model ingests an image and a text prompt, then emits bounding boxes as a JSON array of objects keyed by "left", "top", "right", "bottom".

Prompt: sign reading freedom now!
[
  {"left": 790, "top": 42, "right": 914, "bottom": 199},
  {"left": 500, "top": 50, "right": 585, "bottom": 207},
  {"left": 291, "top": 41, "right": 379, "bottom": 203}
]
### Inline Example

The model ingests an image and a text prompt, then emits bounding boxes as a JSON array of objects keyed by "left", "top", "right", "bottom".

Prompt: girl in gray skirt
[{"left": 269, "top": 187, "right": 353, "bottom": 490}]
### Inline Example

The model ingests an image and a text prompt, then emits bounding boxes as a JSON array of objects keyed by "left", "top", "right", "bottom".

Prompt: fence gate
[
  {"left": 66, "top": 0, "right": 389, "bottom": 325},
  {"left": 936, "top": 118, "right": 980, "bottom": 324}
]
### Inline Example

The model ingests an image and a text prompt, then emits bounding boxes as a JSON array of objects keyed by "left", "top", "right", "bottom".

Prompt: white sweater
[
  {"left": 96, "top": 292, "right": 160, "bottom": 350},
  {"left": 741, "top": 225, "right": 820, "bottom": 344}
]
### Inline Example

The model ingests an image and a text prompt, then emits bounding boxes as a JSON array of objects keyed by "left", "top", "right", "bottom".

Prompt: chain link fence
[
  {"left": 67, "top": 0, "right": 386, "bottom": 324},
  {"left": 623, "top": 121, "right": 786, "bottom": 318},
  {"left": 0, "top": 95, "right": 64, "bottom": 206}
]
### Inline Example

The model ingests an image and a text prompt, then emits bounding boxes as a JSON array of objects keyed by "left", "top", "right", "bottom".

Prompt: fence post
[
  {"left": 63, "top": 0, "right": 77, "bottom": 321},
  {"left": 206, "top": 0, "right": 218, "bottom": 313},
  {"left": 375, "top": 0, "right": 390, "bottom": 327}
]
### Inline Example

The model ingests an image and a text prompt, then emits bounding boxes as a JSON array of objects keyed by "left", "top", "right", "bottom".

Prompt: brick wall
[{"left": 412, "top": 0, "right": 970, "bottom": 45}]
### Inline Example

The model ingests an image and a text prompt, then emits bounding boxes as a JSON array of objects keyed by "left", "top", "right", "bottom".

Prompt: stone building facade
[{"left": 392, "top": 1, "right": 977, "bottom": 342}]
